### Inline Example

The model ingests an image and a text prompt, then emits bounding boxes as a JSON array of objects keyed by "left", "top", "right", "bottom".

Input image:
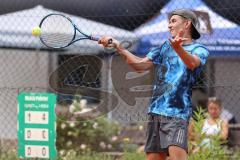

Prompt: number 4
[{"left": 42, "top": 113, "right": 46, "bottom": 121}]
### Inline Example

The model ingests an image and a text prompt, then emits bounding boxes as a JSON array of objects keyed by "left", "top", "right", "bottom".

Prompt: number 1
[{"left": 28, "top": 113, "right": 31, "bottom": 122}]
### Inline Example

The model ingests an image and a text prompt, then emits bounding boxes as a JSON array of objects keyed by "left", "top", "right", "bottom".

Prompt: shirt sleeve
[
  {"left": 192, "top": 46, "right": 209, "bottom": 67},
  {"left": 146, "top": 47, "right": 161, "bottom": 64},
  {"left": 191, "top": 45, "right": 209, "bottom": 75},
  {"left": 146, "top": 41, "right": 168, "bottom": 64}
]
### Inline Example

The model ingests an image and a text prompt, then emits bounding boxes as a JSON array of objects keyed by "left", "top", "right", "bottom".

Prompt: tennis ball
[{"left": 32, "top": 26, "right": 41, "bottom": 37}]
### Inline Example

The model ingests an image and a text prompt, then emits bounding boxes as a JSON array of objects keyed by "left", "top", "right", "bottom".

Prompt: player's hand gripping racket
[{"left": 39, "top": 13, "right": 112, "bottom": 49}]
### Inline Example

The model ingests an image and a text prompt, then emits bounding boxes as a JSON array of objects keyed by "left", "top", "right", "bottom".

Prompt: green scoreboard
[{"left": 17, "top": 93, "right": 57, "bottom": 159}]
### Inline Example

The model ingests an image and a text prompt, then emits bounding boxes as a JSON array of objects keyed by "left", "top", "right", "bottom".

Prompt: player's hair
[
  {"left": 190, "top": 24, "right": 195, "bottom": 39},
  {"left": 208, "top": 97, "right": 222, "bottom": 107}
]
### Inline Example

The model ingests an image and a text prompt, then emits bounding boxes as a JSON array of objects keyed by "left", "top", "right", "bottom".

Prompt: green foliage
[
  {"left": 120, "top": 152, "right": 145, "bottom": 160},
  {"left": 56, "top": 150, "right": 114, "bottom": 160},
  {"left": 0, "top": 149, "right": 146, "bottom": 160},
  {"left": 56, "top": 96, "right": 121, "bottom": 155},
  {"left": 188, "top": 107, "right": 235, "bottom": 160},
  {"left": 57, "top": 116, "right": 121, "bottom": 154},
  {"left": 58, "top": 151, "right": 145, "bottom": 160},
  {"left": 0, "top": 150, "right": 18, "bottom": 160}
]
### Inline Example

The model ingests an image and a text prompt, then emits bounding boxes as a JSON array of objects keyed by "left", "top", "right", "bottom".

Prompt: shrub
[
  {"left": 188, "top": 107, "right": 231, "bottom": 160},
  {"left": 56, "top": 96, "right": 121, "bottom": 155}
]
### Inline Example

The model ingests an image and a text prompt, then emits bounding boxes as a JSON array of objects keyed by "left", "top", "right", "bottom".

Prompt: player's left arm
[
  {"left": 220, "top": 119, "right": 229, "bottom": 140},
  {"left": 170, "top": 45, "right": 201, "bottom": 70},
  {"left": 169, "top": 31, "right": 207, "bottom": 70}
]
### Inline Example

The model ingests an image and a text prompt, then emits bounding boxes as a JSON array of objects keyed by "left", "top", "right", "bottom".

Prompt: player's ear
[{"left": 185, "top": 20, "right": 192, "bottom": 29}]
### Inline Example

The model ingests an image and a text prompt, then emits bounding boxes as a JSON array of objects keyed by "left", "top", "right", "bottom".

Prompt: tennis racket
[{"left": 39, "top": 13, "right": 112, "bottom": 49}]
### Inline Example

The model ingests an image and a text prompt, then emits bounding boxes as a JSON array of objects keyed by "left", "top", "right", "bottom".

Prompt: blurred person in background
[
  {"left": 201, "top": 97, "right": 229, "bottom": 144},
  {"left": 189, "top": 97, "right": 229, "bottom": 149}
]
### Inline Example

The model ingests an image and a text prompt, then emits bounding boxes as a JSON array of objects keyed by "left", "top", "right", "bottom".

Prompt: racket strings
[
  {"left": 40, "top": 15, "right": 75, "bottom": 48},
  {"left": 41, "top": 33, "right": 74, "bottom": 47}
]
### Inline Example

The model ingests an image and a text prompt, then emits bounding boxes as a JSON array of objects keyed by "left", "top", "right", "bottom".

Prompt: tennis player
[{"left": 99, "top": 9, "right": 209, "bottom": 160}]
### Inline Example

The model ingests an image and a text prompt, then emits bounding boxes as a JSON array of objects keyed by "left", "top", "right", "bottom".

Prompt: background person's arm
[{"left": 220, "top": 120, "right": 229, "bottom": 140}]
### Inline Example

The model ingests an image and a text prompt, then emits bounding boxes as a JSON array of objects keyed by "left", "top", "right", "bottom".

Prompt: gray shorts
[{"left": 145, "top": 113, "right": 189, "bottom": 153}]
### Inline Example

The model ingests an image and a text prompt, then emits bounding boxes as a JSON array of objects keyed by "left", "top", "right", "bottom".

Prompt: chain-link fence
[{"left": 0, "top": 0, "right": 240, "bottom": 154}]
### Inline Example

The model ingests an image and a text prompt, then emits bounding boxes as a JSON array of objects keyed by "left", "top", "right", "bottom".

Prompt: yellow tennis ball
[{"left": 32, "top": 26, "right": 41, "bottom": 37}]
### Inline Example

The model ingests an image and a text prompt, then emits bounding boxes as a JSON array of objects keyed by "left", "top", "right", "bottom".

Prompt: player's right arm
[
  {"left": 116, "top": 47, "right": 153, "bottom": 73},
  {"left": 98, "top": 36, "right": 153, "bottom": 72}
]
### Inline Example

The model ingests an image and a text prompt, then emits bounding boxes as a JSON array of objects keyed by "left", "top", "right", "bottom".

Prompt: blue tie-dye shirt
[{"left": 146, "top": 40, "right": 209, "bottom": 120}]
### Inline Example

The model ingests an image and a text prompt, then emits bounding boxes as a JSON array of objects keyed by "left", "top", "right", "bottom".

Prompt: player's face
[
  {"left": 208, "top": 102, "right": 221, "bottom": 119},
  {"left": 168, "top": 15, "right": 187, "bottom": 38}
]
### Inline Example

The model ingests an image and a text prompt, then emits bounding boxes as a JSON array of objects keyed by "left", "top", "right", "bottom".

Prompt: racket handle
[{"left": 91, "top": 35, "right": 113, "bottom": 44}]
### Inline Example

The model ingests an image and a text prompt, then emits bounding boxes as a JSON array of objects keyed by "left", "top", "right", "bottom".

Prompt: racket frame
[{"left": 39, "top": 13, "right": 99, "bottom": 49}]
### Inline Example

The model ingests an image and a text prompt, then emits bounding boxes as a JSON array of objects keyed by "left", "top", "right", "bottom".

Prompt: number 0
[
  {"left": 42, "top": 147, "right": 46, "bottom": 156},
  {"left": 27, "top": 147, "right": 31, "bottom": 155},
  {"left": 27, "top": 130, "right": 31, "bottom": 138}
]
